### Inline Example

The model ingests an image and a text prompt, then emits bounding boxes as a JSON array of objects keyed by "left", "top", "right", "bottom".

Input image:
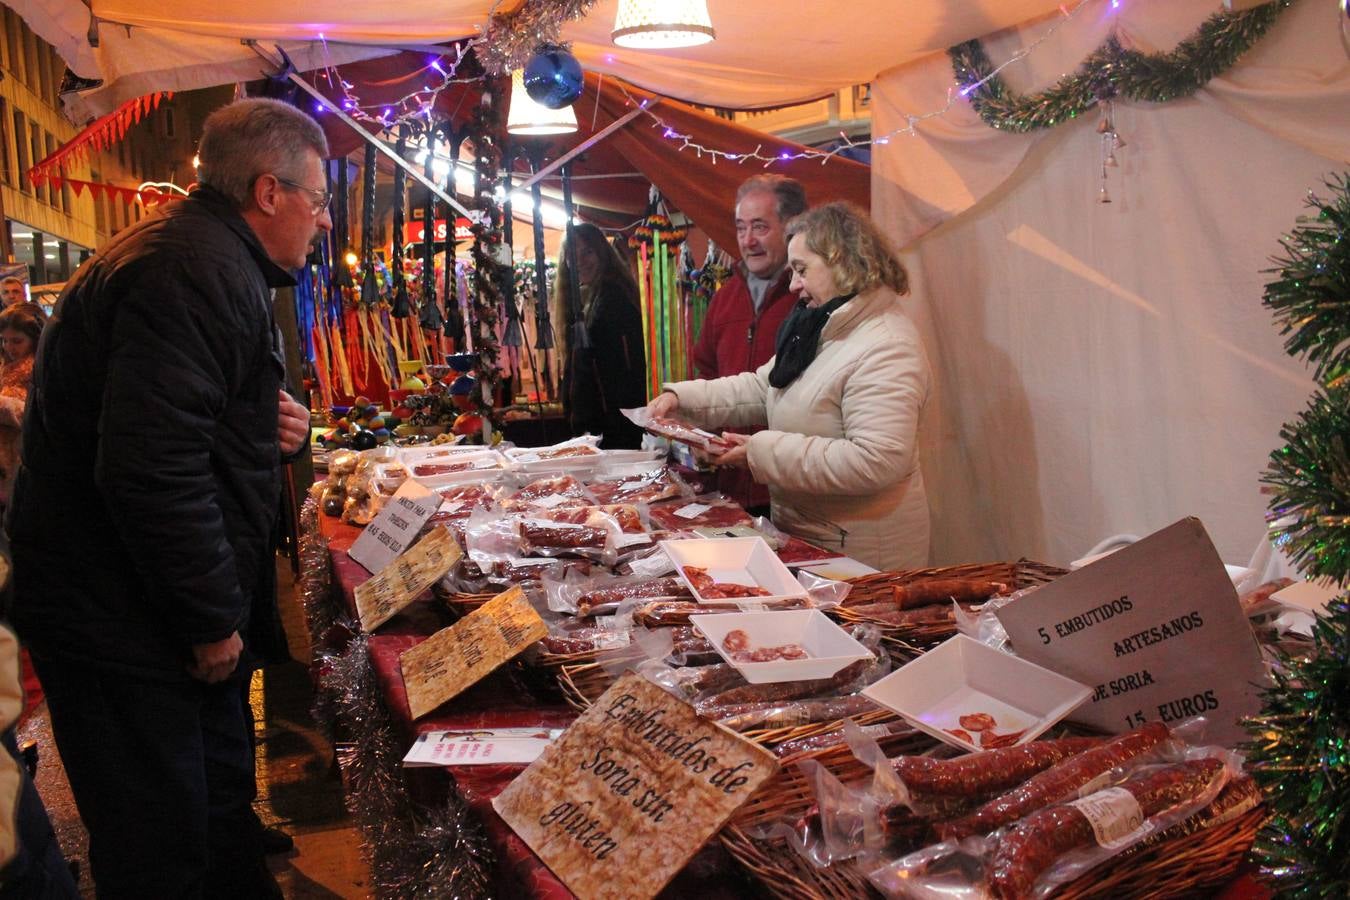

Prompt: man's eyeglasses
[{"left": 275, "top": 176, "right": 332, "bottom": 215}]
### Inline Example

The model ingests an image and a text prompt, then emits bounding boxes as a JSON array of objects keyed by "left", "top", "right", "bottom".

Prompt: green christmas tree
[{"left": 1245, "top": 173, "right": 1350, "bottom": 898}]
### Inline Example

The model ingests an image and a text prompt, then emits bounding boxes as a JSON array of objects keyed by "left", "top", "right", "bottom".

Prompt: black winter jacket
[
  {"left": 565, "top": 281, "right": 647, "bottom": 449},
  {"left": 6, "top": 187, "right": 294, "bottom": 679}
]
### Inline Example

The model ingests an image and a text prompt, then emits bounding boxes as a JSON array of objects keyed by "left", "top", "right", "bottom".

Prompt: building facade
[{"left": 1, "top": 9, "right": 225, "bottom": 290}]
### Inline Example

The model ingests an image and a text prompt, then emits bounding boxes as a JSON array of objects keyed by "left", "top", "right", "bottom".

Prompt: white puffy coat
[{"left": 668, "top": 285, "right": 931, "bottom": 571}]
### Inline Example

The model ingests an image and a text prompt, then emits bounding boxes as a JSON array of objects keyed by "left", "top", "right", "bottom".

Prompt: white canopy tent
[
  {"left": 13, "top": 0, "right": 1349, "bottom": 567},
  {"left": 19, "top": 0, "right": 1070, "bottom": 115}
]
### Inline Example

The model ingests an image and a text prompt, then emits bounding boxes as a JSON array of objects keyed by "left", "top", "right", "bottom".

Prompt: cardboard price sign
[
  {"left": 353, "top": 526, "right": 462, "bottom": 632},
  {"left": 493, "top": 673, "right": 778, "bottom": 900},
  {"left": 399, "top": 586, "right": 548, "bottom": 719},
  {"left": 995, "top": 518, "right": 1268, "bottom": 746},
  {"left": 348, "top": 479, "right": 439, "bottom": 574}
]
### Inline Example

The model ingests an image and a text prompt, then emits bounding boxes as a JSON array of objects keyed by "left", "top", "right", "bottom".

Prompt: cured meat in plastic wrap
[
  {"left": 648, "top": 494, "right": 753, "bottom": 531},
  {"left": 587, "top": 467, "right": 689, "bottom": 506},
  {"left": 500, "top": 474, "right": 592, "bottom": 510}
]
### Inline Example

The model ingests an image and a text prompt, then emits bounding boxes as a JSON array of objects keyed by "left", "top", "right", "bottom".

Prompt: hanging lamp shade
[
  {"left": 506, "top": 70, "right": 578, "bottom": 136},
  {"left": 612, "top": 0, "right": 716, "bottom": 49}
]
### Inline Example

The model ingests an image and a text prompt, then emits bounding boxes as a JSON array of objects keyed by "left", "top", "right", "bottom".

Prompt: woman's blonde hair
[{"left": 784, "top": 201, "right": 908, "bottom": 296}]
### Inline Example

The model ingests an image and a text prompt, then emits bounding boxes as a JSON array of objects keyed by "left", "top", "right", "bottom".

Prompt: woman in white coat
[{"left": 648, "top": 202, "right": 931, "bottom": 570}]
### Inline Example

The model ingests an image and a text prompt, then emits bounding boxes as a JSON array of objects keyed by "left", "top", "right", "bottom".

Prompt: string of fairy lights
[
  {"left": 308, "top": 0, "right": 1098, "bottom": 164},
  {"left": 625, "top": 0, "right": 1094, "bottom": 166}
]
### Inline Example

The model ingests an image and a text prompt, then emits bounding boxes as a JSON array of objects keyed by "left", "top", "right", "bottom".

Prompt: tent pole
[{"left": 514, "top": 106, "right": 649, "bottom": 194}]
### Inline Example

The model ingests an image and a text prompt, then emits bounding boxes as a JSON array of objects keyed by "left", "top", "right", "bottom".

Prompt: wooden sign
[
  {"left": 348, "top": 479, "right": 440, "bottom": 574},
  {"left": 995, "top": 518, "right": 1268, "bottom": 746},
  {"left": 353, "top": 525, "right": 462, "bottom": 632},
  {"left": 399, "top": 586, "right": 548, "bottom": 719},
  {"left": 493, "top": 673, "right": 779, "bottom": 900}
]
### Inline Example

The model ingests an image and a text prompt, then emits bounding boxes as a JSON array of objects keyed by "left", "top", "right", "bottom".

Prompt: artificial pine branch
[
  {"left": 1243, "top": 597, "right": 1350, "bottom": 898},
  {"left": 1263, "top": 174, "right": 1350, "bottom": 386},
  {"left": 1263, "top": 388, "right": 1350, "bottom": 583},
  {"left": 1245, "top": 171, "right": 1350, "bottom": 894}
]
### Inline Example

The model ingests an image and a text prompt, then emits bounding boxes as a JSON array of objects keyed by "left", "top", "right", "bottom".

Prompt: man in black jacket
[{"left": 5, "top": 97, "right": 326, "bottom": 898}]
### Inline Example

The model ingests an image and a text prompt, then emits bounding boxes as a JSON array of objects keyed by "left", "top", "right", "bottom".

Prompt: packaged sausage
[{"left": 863, "top": 744, "right": 1246, "bottom": 900}]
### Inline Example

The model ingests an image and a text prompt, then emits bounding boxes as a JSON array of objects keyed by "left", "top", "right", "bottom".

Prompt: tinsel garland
[
  {"left": 297, "top": 496, "right": 339, "bottom": 658},
  {"left": 1264, "top": 174, "right": 1350, "bottom": 387},
  {"left": 477, "top": 0, "right": 599, "bottom": 76},
  {"left": 948, "top": 0, "right": 1294, "bottom": 133},
  {"left": 321, "top": 629, "right": 496, "bottom": 898},
  {"left": 468, "top": 83, "right": 508, "bottom": 434},
  {"left": 299, "top": 497, "right": 496, "bottom": 897},
  {"left": 1243, "top": 596, "right": 1350, "bottom": 898},
  {"left": 1243, "top": 170, "right": 1350, "bottom": 896},
  {"left": 1263, "top": 388, "right": 1350, "bottom": 582},
  {"left": 1261, "top": 174, "right": 1350, "bottom": 585}
]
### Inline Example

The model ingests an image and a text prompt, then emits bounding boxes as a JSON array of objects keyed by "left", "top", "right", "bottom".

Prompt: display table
[
  {"left": 318, "top": 515, "right": 756, "bottom": 898},
  {"left": 313, "top": 512, "right": 1272, "bottom": 900}
]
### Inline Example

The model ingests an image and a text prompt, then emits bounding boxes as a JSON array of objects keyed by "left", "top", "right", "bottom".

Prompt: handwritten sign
[
  {"left": 493, "top": 673, "right": 778, "bottom": 900},
  {"left": 348, "top": 479, "right": 439, "bottom": 574},
  {"left": 996, "top": 518, "right": 1268, "bottom": 746},
  {"left": 353, "top": 526, "right": 462, "bottom": 632},
  {"left": 399, "top": 586, "right": 548, "bottom": 719}
]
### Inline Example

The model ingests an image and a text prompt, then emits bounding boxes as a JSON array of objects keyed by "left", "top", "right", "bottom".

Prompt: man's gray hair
[
  {"left": 197, "top": 98, "right": 329, "bottom": 208},
  {"left": 735, "top": 175, "right": 807, "bottom": 223}
]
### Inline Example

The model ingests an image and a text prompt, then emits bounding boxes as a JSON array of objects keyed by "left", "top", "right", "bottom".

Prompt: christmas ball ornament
[
  {"left": 350, "top": 429, "right": 378, "bottom": 450},
  {"left": 523, "top": 48, "right": 584, "bottom": 109},
  {"left": 401, "top": 375, "right": 427, "bottom": 391},
  {"left": 447, "top": 352, "right": 478, "bottom": 373}
]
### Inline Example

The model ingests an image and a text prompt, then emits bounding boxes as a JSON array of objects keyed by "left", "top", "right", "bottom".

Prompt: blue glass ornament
[{"left": 524, "top": 48, "right": 584, "bottom": 109}]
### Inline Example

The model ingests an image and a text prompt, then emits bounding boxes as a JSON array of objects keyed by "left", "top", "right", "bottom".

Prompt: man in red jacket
[{"left": 692, "top": 175, "right": 807, "bottom": 514}]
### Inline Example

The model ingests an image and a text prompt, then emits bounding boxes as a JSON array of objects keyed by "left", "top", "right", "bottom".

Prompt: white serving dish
[
  {"left": 661, "top": 537, "right": 808, "bottom": 604},
  {"left": 692, "top": 609, "right": 873, "bottom": 684},
  {"left": 396, "top": 443, "right": 490, "bottom": 465},
  {"left": 862, "top": 634, "right": 1092, "bottom": 753},
  {"left": 405, "top": 450, "right": 504, "bottom": 483}
]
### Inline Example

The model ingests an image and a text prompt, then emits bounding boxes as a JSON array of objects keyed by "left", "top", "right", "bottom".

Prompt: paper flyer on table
[{"left": 402, "top": 728, "right": 564, "bottom": 767}]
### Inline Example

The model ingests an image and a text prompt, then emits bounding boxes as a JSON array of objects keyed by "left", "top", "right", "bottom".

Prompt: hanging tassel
[
  {"left": 360, "top": 267, "right": 380, "bottom": 306},
  {"left": 419, "top": 291, "right": 444, "bottom": 331},
  {"left": 391, "top": 283, "right": 411, "bottom": 318}
]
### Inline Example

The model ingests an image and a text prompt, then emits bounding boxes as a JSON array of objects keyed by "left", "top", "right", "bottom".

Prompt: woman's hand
[
  {"left": 706, "top": 431, "right": 751, "bottom": 469},
  {"left": 646, "top": 390, "right": 680, "bottom": 419}
]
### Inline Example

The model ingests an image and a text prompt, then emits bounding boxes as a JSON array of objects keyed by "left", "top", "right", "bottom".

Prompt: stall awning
[{"left": 15, "top": 0, "right": 1069, "bottom": 118}]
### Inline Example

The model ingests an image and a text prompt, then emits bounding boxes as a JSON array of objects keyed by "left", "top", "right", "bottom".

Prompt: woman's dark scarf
[{"left": 768, "top": 293, "right": 856, "bottom": 389}]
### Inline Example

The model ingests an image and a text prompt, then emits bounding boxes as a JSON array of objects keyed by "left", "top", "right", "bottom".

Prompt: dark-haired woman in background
[
  {"left": 553, "top": 224, "right": 648, "bottom": 448},
  {"left": 0, "top": 304, "right": 46, "bottom": 513}
]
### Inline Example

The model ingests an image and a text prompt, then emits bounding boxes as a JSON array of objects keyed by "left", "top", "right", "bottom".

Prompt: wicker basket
[
  {"left": 720, "top": 733, "right": 1265, "bottom": 900},
  {"left": 832, "top": 560, "right": 1067, "bottom": 656},
  {"left": 429, "top": 584, "right": 496, "bottom": 615}
]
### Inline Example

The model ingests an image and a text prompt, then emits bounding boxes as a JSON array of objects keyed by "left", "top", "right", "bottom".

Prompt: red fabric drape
[
  {"left": 304, "top": 53, "right": 870, "bottom": 249},
  {"left": 563, "top": 75, "right": 872, "bottom": 251}
]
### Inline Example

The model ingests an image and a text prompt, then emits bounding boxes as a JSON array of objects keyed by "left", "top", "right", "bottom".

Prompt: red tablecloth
[
  {"left": 321, "top": 516, "right": 753, "bottom": 899},
  {"left": 320, "top": 514, "right": 1265, "bottom": 900}
]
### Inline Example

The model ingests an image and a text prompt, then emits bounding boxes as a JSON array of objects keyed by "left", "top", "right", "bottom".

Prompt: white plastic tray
[
  {"left": 692, "top": 609, "right": 873, "bottom": 683},
  {"left": 863, "top": 634, "right": 1092, "bottom": 753},
  {"left": 661, "top": 537, "right": 808, "bottom": 604}
]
